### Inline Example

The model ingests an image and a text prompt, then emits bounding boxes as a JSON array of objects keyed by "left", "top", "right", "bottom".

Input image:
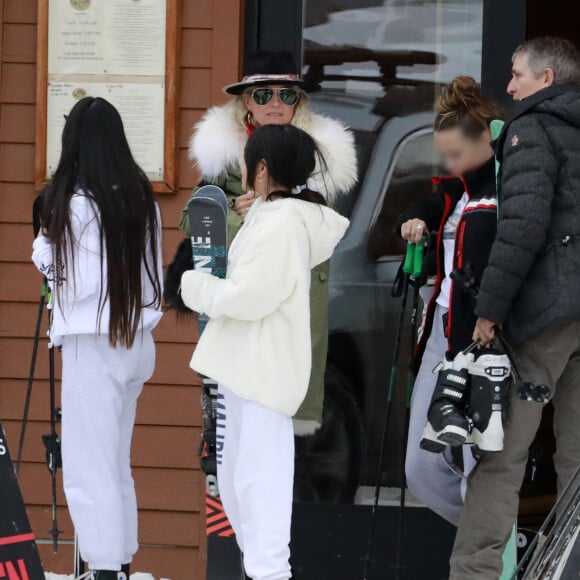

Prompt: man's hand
[
  {"left": 233, "top": 192, "right": 258, "bottom": 216},
  {"left": 401, "top": 218, "right": 428, "bottom": 244},
  {"left": 473, "top": 317, "right": 500, "bottom": 345}
]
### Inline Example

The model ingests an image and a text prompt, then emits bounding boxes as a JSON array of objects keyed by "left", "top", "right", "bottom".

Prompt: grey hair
[{"left": 513, "top": 37, "right": 580, "bottom": 85}]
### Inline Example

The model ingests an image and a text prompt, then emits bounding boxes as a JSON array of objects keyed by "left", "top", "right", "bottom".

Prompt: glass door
[{"left": 296, "top": 0, "right": 484, "bottom": 504}]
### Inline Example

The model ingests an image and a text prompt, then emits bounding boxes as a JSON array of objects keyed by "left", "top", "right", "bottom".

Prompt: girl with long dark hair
[
  {"left": 180, "top": 124, "right": 349, "bottom": 580},
  {"left": 32, "top": 97, "right": 163, "bottom": 580}
]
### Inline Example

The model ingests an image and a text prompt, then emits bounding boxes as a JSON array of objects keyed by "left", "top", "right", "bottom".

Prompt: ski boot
[
  {"left": 467, "top": 349, "right": 511, "bottom": 452},
  {"left": 420, "top": 350, "right": 474, "bottom": 453}
]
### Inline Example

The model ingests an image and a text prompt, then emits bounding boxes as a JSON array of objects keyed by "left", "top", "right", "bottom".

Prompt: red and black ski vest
[{"left": 398, "top": 156, "right": 498, "bottom": 371}]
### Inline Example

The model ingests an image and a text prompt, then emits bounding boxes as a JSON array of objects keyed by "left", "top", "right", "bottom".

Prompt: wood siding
[{"left": 0, "top": 1, "right": 243, "bottom": 578}]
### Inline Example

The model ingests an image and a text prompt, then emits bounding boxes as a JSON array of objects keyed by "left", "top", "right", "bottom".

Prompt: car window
[{"left": 368, "top": 130, "right": 444, "bottom": 258}]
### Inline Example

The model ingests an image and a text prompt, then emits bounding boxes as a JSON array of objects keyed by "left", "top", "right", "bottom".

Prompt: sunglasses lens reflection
[
  {"left": 251, "top": 88, "right": 300, "bottom": 106},
  {"left": 252, "top": 89, "right": 274, "bottom": 105},
  {"left": 279, "top": 88, "right": 299, "bottom": 106}
]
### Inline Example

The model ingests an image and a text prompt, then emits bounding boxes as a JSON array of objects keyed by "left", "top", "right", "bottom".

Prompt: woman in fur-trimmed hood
[{"left": 169, "top": 51, "right": 357, "bottom": 435}]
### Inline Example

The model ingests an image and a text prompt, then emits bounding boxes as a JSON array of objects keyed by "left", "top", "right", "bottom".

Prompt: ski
[
  {"left": 187, "top": 185, "right": 242, "bottom": 579},
  {"left": 188, "top": 185, "right": 228, "bottom": 496},
  {"left": 517, "top": 466, "right": 580, "bottom": 579},
  {"left": 0, "top": 419, "right": 45, "bottom": 579}
]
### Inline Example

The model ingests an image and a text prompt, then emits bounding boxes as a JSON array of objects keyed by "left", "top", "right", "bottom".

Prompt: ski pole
[
  {"left": 16, "top": 281, "right": 47, "bottom": 477},
  {"left": 16, "top": 196, "right": 47, "bottom": 477},
  {"left": 395, "top": 237, "right": 426, "bottom": 573},
  {"left": 41, "top": 292, "right": 62, "bottom": 553},
  {"left": 362, "top": 241, "right": 417, "bottom": 579}
]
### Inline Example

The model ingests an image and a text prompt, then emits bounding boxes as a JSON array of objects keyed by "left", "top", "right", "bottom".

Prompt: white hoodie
[
  {"left": 31, "top": 191, "right": 163, "bottom": 346},
  {"left": 180, "top": 197, "right": 349, "bottom": 416}
]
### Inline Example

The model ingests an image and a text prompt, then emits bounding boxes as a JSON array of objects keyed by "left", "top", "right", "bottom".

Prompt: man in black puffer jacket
[{"left": 450, "top": 37, "right": 580, "bottom": 579}]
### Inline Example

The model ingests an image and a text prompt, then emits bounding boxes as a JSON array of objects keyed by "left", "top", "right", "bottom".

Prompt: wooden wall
[{"left": 0, "top": 0, "right": 243, "bottom": 577}]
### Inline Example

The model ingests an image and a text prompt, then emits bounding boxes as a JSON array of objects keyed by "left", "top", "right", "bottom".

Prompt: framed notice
[{"left": 36, "top": 0, "right": 179, "bottom": 192}]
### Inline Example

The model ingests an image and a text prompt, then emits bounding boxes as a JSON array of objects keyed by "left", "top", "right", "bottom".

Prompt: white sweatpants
[
  {"left": 60, "top": 332, "right": 155, "bottom": 571},
  {"left": 405, "top": 305, "right": 476, "bottom": 526},
  {"left": 217, "top": 385, "right": 294, "bottom": 580}
]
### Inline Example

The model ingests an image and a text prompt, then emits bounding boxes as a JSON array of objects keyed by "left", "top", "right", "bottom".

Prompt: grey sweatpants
[
  {"left": 61, "top": 332, "right": 155, "bottom": 571},
  {"left": 450, "top": 320, "right": 580, "bottom": 579},
  {"left": 405, "top": 304, "right": 476, "bottom": 526}
]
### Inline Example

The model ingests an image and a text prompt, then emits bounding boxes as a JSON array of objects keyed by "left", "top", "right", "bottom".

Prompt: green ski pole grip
[
  {"left": 403, "top": 242, "right": 415, "bottom": 275},
  {"left": 412, "top": 241, "right": 424, "bottom": 278}
]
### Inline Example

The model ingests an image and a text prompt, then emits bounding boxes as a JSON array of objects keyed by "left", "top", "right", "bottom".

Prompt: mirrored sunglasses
[{"left": 250, "top": 87, "right": 301, "bottom": 106}]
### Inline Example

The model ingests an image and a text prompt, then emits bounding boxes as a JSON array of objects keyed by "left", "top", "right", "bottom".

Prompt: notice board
[{"left": 36, "top": 0, "right": 179, "bottom": 192}]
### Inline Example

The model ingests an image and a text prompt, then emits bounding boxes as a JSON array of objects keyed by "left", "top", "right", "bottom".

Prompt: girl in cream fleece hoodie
[{"left": 181, "top": 125, "right": 349, "bottom": 580}]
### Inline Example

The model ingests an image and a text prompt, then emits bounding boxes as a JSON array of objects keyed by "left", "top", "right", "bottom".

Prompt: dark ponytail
[{"left": 244, "top": 124, "right": 327, "bottom": 206}]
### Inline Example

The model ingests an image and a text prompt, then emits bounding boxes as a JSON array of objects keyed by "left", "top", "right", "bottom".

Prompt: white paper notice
[
  {"left": 46, "top": 82, "right": 165, "bottom": 181},
  {"left": 49, "top": 0, "right": 166, "bottom": 76},
  {"left": 48, "top": 1, "right": 105, "bottom": 75},
  {"left": 104, "top": 0, "right": 166, "bottom": 76},
  {"left": 106, "top": 83, "right": 165, "bottom": 180},
  {"left": 46, "top": 0, "right": 168, "bottom": 183}
]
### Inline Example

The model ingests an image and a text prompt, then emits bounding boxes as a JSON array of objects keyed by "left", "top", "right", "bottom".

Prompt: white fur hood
[{"left": 189, "top": 101, "right": 358, "bottom": 201}]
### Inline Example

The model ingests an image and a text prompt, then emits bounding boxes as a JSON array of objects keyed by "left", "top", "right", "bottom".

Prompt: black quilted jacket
[{"left": 476, "top": 84, "right": 580, "bottom": 346}]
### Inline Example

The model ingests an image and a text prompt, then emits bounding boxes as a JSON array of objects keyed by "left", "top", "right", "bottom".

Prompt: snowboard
[
  {"left": 0, "top": 419, "right": 45, "bottom": 579},
  {"left": 187, "top": 185, "right": 243, "bottom": 579}
]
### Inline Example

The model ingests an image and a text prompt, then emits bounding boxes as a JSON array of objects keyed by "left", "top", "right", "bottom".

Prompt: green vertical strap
[
  {"left": 500, "top": 526, "right": 517, "bottom": 580},
  {"left": 490, "top": 119, "right": 505, "bottom": 217},
  {"left": 490, "top": 119, "right": 517, "bottom": 580}
]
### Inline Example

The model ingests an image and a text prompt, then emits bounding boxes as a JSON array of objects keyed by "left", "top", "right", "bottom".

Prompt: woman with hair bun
[{"left": 398, "top": 76, "right": 503, "bottom": 525}]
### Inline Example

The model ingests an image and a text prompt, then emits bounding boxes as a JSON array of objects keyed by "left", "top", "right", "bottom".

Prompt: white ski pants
[
  {"left": 60, "top": 332, "right": 155, "bottom": 571},
  {"left": 217, "top": 384, "right": 294, "bottom": 580},
  {"left": 405, "top": 305, "right": 476, "bottom": 525}
]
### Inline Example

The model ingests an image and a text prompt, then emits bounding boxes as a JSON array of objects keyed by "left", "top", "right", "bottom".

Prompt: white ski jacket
[
  {"left": 180, "top": 197, "right": 349, "bottom": 416},
  {"left": 31, "top": 192, "right": 163, "bottom": 345}
]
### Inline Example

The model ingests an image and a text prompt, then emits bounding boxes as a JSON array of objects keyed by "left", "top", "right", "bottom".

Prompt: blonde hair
[
  {"left": 232, "top": 89, "right": 313, "bottom": 130},
  {"left": 434, "top": 76, "right": 503, "bottom": 138}
]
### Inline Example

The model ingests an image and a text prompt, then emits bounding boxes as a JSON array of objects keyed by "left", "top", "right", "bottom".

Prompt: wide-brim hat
[{"left": 224, "top": 50, "right": 321, "bottom": 95}]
